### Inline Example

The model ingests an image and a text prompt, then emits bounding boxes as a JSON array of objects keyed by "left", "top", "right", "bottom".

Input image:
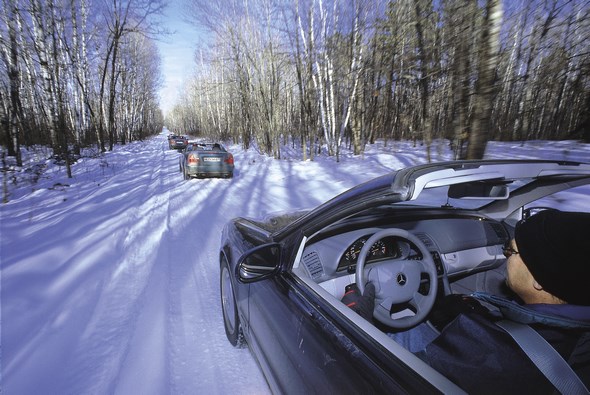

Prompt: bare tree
[
  {"left": 0, "top": 0, "right": 164, "bottom": 188},
  {"left": 466, "top": 0, "right": 502, "bottom": 159},
  {"left": 0, "top": 0, "right": 24, "bottom": 165},
  {"left": 170, "top": 0, "right": 590, "bottom": 162},
  {"left": 97, "top": 0, "right": 166, "bottom": 151}
]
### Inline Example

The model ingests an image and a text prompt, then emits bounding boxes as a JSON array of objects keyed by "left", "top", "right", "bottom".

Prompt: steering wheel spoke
[{"left": 411, "top": 290, "right": 433, "bottom": 309}]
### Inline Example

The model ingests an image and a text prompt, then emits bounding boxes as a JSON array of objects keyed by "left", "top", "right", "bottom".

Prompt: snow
[{"left": 2, "top": 130, "right": 589, "bottom": 394}]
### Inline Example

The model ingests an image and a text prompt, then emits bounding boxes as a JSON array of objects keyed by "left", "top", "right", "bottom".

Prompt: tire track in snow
[
  {"left": 110, "top": 144, "right": 181, "bottom": 394},
  {"left": 62, "top": 141, "right": 178, "bottom": 394},
  {"left": 165, "top": 172, "right": 270, "bottom": 393},
  {"left": 61, "top": 138, "right": 269, "bottom": 394}
]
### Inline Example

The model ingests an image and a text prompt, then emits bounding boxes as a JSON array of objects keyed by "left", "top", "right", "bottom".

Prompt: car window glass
[{"left": 524, "top": 185, "right": 590, "bottom": 213}]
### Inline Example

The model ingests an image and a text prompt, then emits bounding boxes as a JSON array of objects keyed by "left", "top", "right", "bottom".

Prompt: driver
[{"left": 344, "top": 209, "right": 590, "bottom": 394}]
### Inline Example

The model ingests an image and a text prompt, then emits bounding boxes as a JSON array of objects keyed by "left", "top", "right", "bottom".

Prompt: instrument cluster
[{"left": 339, "top": 235, "right": 412, "bottom": 270}]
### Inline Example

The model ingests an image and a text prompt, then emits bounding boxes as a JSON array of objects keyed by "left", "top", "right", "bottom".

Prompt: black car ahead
[
  {"left": 219, "top": 160, "right": 590, "bottom": 394},
  {"left": 169, "top": 135, "right": 188, "bottom": 150},
  {"left": 167, "top": 134, "right": 176, "bottom": 149}
]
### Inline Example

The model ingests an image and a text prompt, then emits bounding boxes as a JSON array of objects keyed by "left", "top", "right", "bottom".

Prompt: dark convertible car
[
  {"left": 169, "top": 134, "right": 188, "bottom": 150},
  {"left": 219, "top": 160, "right": 590, "bottom": 393}
]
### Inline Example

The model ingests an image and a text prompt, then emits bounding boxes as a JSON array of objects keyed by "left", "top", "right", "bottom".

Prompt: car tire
[{"left": 220, "top": 257, "right": 244, "bottom": 347}]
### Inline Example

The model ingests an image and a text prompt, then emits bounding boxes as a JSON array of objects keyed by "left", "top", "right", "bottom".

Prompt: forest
[
  {"left": 1, "top": 0, "right": 166, "bottom": 177},
  {"left": 1, "top": 0, "right": 590, "bottom": 174}
]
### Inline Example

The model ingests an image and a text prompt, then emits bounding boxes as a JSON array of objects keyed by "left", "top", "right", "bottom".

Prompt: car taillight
[
  {"left": 188, "top": 154, "right": 199, "bottom": 164},
  {"left": 225, "top": 154, "right": 234, "bottom": 165}
]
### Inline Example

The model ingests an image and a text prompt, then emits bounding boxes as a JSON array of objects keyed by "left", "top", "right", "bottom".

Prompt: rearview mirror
[{"left": 448, "top": 182, "right": 509, "bottom": 200}]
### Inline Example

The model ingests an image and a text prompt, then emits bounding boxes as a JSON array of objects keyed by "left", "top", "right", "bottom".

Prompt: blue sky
[{"left": 157, "top": 2, "right": 202, "bottom": 116}]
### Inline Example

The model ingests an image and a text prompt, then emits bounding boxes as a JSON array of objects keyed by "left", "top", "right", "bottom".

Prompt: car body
[
  {"left": 169, "top": 135, "right": 188, "bottom": 150},
  {"left": 179, "top": 142, "right": 234, "bottom": 179},
  {"left": 219, "top": 160, "right": 590, "bottom": 394},
  {"left": 168, "top": 134, "right": 176, "bottom": 149}
]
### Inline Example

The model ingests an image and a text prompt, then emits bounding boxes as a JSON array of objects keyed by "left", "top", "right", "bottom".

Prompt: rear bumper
[{"left": 186, "top": 164, "right": 234, "bottom": 178}]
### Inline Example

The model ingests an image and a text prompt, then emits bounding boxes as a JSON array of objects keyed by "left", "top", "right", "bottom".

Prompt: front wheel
[{"left": 220, "top": 257, "right": 244, "bottom": 347}]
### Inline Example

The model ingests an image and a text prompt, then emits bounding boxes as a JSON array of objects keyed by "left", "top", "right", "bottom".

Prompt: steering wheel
[{"left": 356, "top": 228, "right": 438, "bottom": 329}]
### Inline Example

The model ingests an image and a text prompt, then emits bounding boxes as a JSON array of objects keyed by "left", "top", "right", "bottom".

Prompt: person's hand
[{"left": 341, "top": 282, "right": 375, "bottom": 321}]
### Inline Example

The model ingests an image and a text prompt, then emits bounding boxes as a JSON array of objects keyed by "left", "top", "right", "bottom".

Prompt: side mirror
[{"left": 238, "top": 243, "right": 281, "bottom": 283}]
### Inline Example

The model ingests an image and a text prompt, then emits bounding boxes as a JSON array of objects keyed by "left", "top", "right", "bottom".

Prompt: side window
[{"left": 524, "top": 185, "right": 590, "bottom": 213}]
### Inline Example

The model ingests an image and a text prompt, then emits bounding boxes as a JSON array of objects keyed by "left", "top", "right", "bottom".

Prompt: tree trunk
[
  {"left": 467, "top": 0, "right": 502, "bottom": 159},
  {"left": 2, "top": 1, "right": 23, "bottom": 165},
  {"left": 414, "top": 1, "right": 432, "bottom": 163}
]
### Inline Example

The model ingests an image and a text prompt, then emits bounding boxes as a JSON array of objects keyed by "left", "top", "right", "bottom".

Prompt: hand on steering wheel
[{"left": 355, "top": 228, "right": 438, "bottom": 329}]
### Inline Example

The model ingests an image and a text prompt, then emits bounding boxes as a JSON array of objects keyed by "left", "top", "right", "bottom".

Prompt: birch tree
[
  {"left": 466, "top": 0, "right": 502, "bottom": 159},
  {"left": 98, "top": 0, "right": 165, "bottom": 151},
  {"left": 172, "top": 0, "right": 590, "bottom": 161},
  {"left": 0, "top": 0, "right": 24, "bottom": 165},
  {"left": 335, "top": 0, "right": 365, "bottom": 161}
]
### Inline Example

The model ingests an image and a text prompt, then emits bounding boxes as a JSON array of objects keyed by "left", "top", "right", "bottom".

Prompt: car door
[{"left": 240, "top": 230, "right": 446, "bottom": 395}]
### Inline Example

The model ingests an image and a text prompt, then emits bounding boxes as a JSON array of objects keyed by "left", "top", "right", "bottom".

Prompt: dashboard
[{"left": 299, "top": 215, "right": 510, "bottom": 284}]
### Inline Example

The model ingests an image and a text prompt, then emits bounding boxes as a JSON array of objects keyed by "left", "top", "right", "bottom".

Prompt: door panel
[{"left": 246, "top": 275, "right": 412, "bottom": 394}]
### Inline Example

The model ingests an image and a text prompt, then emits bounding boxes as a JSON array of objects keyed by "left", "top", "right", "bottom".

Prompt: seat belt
[{"left": 496, "top": 320, "right": 589, "bottom": 395}]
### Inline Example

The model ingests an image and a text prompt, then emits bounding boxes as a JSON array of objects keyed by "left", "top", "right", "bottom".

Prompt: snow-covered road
[
  {"left": 3, "top": 136, "right": 274, "bottom": 394},
  {"left": 2, "top": 132, "right": 589, "bottom": 394}
]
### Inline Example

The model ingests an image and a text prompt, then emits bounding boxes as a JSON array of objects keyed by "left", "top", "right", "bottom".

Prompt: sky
[
  {"left": 157, "top": 2, "right": 203, "bottom": 116},
  {"left": 1, "top": 133, "right": 589, "bottom": 393}
]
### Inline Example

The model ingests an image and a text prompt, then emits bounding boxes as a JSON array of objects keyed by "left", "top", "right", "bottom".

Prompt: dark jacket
[{"left": 419, "top": 293, "right": 590, "bottom": 394}]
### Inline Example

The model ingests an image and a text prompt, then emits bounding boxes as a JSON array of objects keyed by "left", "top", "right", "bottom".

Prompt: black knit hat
[{"left": 515, "top": 210, "right": 590, "bottom": 306}]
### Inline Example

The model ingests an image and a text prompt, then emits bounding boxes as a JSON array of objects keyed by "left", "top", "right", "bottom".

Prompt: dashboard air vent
[
  {"left": 302, "top": 251, "right": 324, "bottom": 279},
  {"left": 415, "top": 232, "right": 435, "bottom": 248}
]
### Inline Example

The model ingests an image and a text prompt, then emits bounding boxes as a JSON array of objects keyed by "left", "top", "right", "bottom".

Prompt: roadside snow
[{"left": 1, "top": 132, "right": 589, "bottom": 394}]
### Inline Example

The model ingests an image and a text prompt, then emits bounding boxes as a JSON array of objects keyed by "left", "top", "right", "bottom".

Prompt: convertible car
[
  {"left": 169, "top": 134, "right": 188, "bottom": 150},
  {"left": 219, "top": 160, "right": 590, "bottom": 394},
  {"left": 179, "top": 142, "right": 234, "bottom": 179}
]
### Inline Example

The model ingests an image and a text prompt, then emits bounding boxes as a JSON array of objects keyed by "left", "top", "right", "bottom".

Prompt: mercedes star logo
[{"left": 396, "top": 273, "right": 407, "bottom": 286}]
